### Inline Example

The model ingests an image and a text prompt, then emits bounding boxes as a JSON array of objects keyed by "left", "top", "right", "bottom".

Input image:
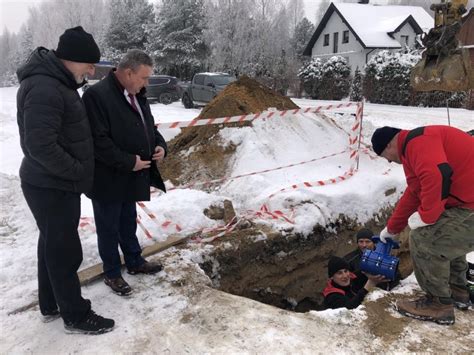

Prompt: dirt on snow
[{"left": 159, "top": 76, "right": 299, "bottom": 187}]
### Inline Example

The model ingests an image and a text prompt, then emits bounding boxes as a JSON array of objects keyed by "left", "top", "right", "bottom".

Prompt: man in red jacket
[{"left": 371, "top": 125, "right": 474, "bottom": 325}]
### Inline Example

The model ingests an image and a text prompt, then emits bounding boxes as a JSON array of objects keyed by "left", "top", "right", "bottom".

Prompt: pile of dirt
[
  {"left": 197, "top": 75, "right": 299, "bottom": 119},
  {"left": 159, "top": 76, "right": 300, "bottom": 186}
]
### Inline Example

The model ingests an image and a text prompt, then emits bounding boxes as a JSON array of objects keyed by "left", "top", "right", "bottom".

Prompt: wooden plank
[
  {"left": 79, "top": 234, "right": 190, "bottom": 285},
  {"left": 8, "top": 234, "right": 190, "bottom": 315}
]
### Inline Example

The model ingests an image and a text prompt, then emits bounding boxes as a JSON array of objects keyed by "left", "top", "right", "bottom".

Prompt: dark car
[
  {"left": 82, "top": 61, "right": 114, "bottom": 91},
  {"left": 182, "top": 72, "right": 236, "bottom": 108},
  {"left": 146, "top": 75, "right": 182, "bottom": 104}
]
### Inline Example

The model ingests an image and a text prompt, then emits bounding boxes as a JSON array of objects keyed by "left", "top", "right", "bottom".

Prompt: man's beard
[{"left": 76, "top": 75, "right": 86, "bottom": 84}]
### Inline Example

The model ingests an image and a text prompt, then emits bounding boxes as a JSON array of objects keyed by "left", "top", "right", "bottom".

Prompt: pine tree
[
  {"left": 291, "top": 17, "right": 315, "bottom": 60},
  {"left": 350, "top": 67, "right": 363, "bottom": 102},
  {"left": 145, "top": 0, "right": 207, "bottom": 80},
  {"left": 105, "top": 0, "right": 154, "bottom": 53}
]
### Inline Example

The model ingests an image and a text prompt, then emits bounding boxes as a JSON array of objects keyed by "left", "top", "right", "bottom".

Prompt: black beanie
[
  {"left": 371, "top": 126, "right": 401, "bottom": 156},
  {"left": 56, "top": 26, "right": 100, "bottom": 63},
  {"left": 356, "top": 228, "right": 374, "bottom": 241},
  {"left": 328, "top": 256, "right": 350, "bottom": 277}
]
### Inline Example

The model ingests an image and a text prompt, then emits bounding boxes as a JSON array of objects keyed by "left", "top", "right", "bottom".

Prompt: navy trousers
[
  {"left": 21, "top": 182, "right": 90, "bottom": 323},
  {"left": 92, "top": 200, "right": 145, "bottom": 278}
]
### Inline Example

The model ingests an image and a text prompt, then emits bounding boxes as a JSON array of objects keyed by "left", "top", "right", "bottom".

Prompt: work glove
[
  {"left": 408, "top": 211, "right": 432, "bottom": 230},
  {"left": 379, "top": 226, "right": 397, "bottom": 243}
]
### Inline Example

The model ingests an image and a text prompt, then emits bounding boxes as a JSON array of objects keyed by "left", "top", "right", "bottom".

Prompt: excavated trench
[{"left": 199, "top": 220, "right": 412, "bottom": 313}]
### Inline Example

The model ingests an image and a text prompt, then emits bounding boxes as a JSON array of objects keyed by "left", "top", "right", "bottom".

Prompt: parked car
[
  {"left": 82, "top": 61, "right": 114, "bottom": 91},
  {"left": 182, "top": 72, "right": 237, "bottom": 108},
  {"left": 146, "top": 75, "right": 182, "bottom": 104}
]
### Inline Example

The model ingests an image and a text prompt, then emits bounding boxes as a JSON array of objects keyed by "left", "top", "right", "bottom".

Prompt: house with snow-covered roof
[{"left": 303, "top": 2, "right": 434, "bottom": 73}]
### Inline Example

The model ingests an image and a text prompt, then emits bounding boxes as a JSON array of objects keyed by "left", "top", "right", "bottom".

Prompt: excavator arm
[{"left": 410, "top": 0, "right": 473, "bottom": 92}]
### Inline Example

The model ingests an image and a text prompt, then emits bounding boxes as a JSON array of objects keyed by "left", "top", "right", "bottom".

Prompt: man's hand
[
  {"left": 379, "top": 226, "right": 397, "bottom": 243},
  {"left": 408, "top": 211, "right": 432, "bottom": 230},
  {"left": 152, "top": 146, "right": 165, "bottom": 166},
  {"left": 363, "top": 272, "right": 389, "bottom": 290},
  {"left": 133, "top": 155, "right": 151, "bottom": 171}
]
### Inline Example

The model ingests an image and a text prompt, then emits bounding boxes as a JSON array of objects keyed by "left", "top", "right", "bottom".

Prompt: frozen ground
[{"left": 0, "top": 86, "right": 473, "bottom": 353}]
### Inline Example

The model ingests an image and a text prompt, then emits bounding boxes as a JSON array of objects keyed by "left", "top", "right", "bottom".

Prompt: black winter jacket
[
  {"left": 322, "top": 275, "right": 369, "bottom": 310},
  {"left": 82, "top": 70, "right": 167, "bottom": 202},
  {"left": 16, "top": 47, "right": 94, "bottom": 193}
]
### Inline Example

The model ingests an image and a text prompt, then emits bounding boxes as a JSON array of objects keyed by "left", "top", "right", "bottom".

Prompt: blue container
[{"left": 360, "top": 237, "right": 400, "bottom": 280}]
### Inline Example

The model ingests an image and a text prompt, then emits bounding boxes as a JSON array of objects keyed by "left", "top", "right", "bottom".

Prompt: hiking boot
[
  {"left": 41, "top": 309, "right": 61, "bottom": 323},
  {"left": 396, "top": 295, "right": 455, "bottom": 325},
  {"left": 127, "top": 260, "right": 163, "bottom": 275},
  {"left": 64, "top": 310, "right": 114, "bottom": 335},
  {"left": 450, "top": 284, "right": 471, "bottom": 310},
  {"left": 104, "top": 275, "right": 133, "bottom": 296}
]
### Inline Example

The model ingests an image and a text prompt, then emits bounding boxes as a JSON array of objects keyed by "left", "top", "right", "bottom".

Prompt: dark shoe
[
  {"left": 104, "top": 275, "right": 133, "bottom": 296},
  {"left": 41, "top": 309, "right": 61, "bottom": 323},
  {"left": 127, "top": 260, "right": 163, "bottom": 275},
  {"left": 450, "top": 284, "right": 471, "bottom": 310},
  {"left": 64, "top": 310, "right": 114, "bottom": 335},
  {"left": 396, "top": 295, "right": 455, "bottom": 325}
]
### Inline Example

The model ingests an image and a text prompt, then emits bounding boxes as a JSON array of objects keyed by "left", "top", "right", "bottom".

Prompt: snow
[
  {"left": 1, "top": 86, "right": 473, "bottom": 353},
  {"left": 334, "top": 3, "right": 434, "bottom": 48}
]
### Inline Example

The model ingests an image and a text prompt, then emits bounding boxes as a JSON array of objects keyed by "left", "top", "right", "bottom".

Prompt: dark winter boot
[
  {"left": 127, "top": 260, "right": 163, "bottom": 275},
  {"left": 64, "top": 310, "right": 115, "bottom": 335},
  {"left": 104, "top": 275, "right": 133, "bottom": 296},
  {"left": 450, "top": 284, "right": 471, "bottom": 310},
  {"left": 396, "top": 295, "right": 455, "bottom": 325}
]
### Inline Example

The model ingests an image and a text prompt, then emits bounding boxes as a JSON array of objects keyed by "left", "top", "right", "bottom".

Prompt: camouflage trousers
[{"left": 410, "top": 207, "right": 474, "bottom": 299}]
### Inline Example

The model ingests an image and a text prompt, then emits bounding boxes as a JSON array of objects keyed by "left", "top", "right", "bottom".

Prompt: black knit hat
[
  {"left": 328, "top": 256, "right": 350, "bottom": 277},
  {"left": 56, "top": 26, "right": 100, "bottom": 63},
  {"left": 371, "top": 126, "right": 401, "bottom": 156},
  {"left": 356, "top": 228, "right": 374, "bottom": 241}
]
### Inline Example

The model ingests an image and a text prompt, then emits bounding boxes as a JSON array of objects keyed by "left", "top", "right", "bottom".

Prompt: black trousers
[
  {"left": 92, "top": 200, "right": 145, "bottom": 278},
  {"left": 21, "top": 182, "right": 90, "bottom": 323}
]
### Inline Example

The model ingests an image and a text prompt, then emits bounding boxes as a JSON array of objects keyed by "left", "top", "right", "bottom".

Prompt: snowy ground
[{"left": 1, "top": 86, "right": 473, "bottom": 353}]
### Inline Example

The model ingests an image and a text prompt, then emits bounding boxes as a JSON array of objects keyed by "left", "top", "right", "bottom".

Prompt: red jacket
[{"left": 387, "top": 126, "right": 474, "bottom": 234}]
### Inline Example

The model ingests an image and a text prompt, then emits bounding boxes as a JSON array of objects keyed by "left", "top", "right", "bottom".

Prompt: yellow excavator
[{"left": 410, "top": 0, "right": 474, "bottom": 92}]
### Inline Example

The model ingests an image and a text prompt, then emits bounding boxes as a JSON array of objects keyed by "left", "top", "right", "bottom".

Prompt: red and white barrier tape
[
  {"left": 267, "top": 168, "right": 356, "bottom": 199},
  {"left": 265, "top": 102, "right": 363, "bottom": 200},
  {"left": 81, "top": 102, "right": 366, "bottom": 242},
  {"left": 156, "top": 102, "right": 358, "bottom": 129},
  {"left": 160, "top": 149, "right": 349, "bottom": 192},
  {"left": 136, "top": 201, "right": 182, "bottom": 238}
]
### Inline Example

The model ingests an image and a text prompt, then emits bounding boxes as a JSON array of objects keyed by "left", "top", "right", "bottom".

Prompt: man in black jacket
[
  {"left": 323, "top": 256, "right": 386, "bottom": 309},
  {"left": 343, "top": 228, "right": 401, "bottom": 291},
  {"left": 17, "top": 26, "right": 114, "bottom": 334},
  {"left": 83, "top": 49, "right": 167, "bottom": 296}
]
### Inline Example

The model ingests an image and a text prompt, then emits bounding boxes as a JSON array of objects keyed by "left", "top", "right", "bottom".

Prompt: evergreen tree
[
  {"left": 298, "top": 56, "right": 351, "bottom": 100},
  {"left": 105, "top": 0, "right": 154, "bottom": 53},
  {"left": 298, "top": 57, "right": 323, "bottom": 98},
  {"left": 146, "top": 0, "right": 207, "bottom": 80},
  {"left": 320, "top": 56, "right": 351, "bottom": 100},
  {"left": 350, "top": 67, "right": 363, "bottom": 102},
  {"left": 291, "top": 17, "right": 315, "bottom": 60}
]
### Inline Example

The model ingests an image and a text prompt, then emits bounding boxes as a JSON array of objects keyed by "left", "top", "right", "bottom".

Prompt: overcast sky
[
  {"left": 0, "top": 0, "right": 317, "bottom": 34},
  {"left": 0, "top": 0, "right": 397, "bottom": 35}
]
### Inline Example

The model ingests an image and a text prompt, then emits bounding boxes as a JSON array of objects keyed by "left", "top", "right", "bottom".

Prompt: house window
[
  {"left": 342, "top": 30, "right": 349, "bottom": 44},
  {"left": 401, "top": 35, "right": 409, "bottom": 46},
  {"left": 323, "top": 34, "right": 330, "bottom": 46},
  {"left": 333, "top": 32, "right": 339, "bottom": 53}
]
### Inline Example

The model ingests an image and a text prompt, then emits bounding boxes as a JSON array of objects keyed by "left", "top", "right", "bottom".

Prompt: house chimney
[{"left": 358, "top": 0, "right": 369, "bottom": 4}]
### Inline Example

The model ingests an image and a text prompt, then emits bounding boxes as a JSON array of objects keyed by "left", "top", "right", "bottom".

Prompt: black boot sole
[
  {"left": 396, "top": 308, "right": 455, "bottom": 325},
  {"left": 64, "top": 325, "right": 115, "bottom": 335}
]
